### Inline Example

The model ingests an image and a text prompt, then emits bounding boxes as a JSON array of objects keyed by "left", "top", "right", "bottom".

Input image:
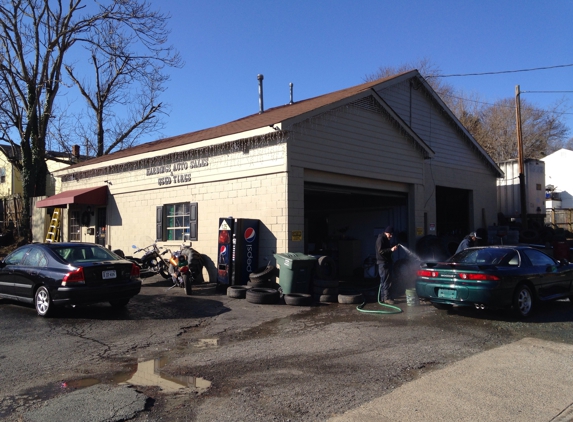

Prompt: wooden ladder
[{"left": 45, "top": 208, "right": 62, "bottom": 243}]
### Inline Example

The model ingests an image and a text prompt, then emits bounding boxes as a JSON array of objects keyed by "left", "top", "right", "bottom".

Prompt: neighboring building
[
  {"left": 0, "top": 144, "right": 83, "bottom": 240},
  {"left": 0, "top": 144, "right": 82, "bottom": 198},
  {"left": 541, "top": 149, "right": 573, "bottom": 208},
  {"left": 38, "top": 70, "right": 503, "bottom": 281}
]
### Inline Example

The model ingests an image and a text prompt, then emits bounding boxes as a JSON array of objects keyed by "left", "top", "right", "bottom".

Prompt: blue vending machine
[{"left": 217, "top": 217, "right": 260, "bottom": 290}]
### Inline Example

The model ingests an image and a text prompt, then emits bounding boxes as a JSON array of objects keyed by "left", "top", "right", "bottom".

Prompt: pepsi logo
[
  {"left": 219, "top": 245, "right": 227, "bottom": 255},
  {"left": 244, "top": 227, "right": 256, "bottom": 243}
]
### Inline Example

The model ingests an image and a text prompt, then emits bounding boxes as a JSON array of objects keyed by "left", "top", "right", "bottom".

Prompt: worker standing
[{"left": 375, "top": 226, "right": 398, "bottom": 304}]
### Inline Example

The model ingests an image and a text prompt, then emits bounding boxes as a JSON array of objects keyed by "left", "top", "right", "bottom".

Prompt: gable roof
[
  {"left": 63, "top": 71, "right": 424, "bottom": 169},
  {"left": 60, "top": 69, "right": 500, "bottom": 177}
]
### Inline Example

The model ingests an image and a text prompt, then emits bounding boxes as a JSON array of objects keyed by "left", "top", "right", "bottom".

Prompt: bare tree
[
  {"left": 365, "top": 58, "right": 456, "bottom": 102},
  {"left": 65, "top": 10, "right": 181, "bottom": 156},
  {"left": 366, "top": 59, "right": 571, "bottom": 161},
  {"left": 0, "top": 0, "right": 181, "bottom": 236}
]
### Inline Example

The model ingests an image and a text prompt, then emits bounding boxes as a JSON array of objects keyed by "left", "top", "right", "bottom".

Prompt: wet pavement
[{"left": 2, "top": 274, "right": 573, "bottom": 421}]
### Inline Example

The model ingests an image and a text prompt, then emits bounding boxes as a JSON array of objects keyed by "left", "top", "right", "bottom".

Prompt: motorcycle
[
  {"left": 167, "top": 250, "right": 193, "bottom": 295},
  {"left": 129, "top": 243, "right": 171, "bottom": 279}
]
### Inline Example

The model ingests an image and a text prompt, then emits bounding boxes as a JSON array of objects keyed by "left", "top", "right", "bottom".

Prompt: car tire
[
  {"left": 315, "top": 256, "right": 337, "bottom": 280},
  {"left": 246, "top": 288, "right": 280, "bottom": 304},
  {"left": 249, "top": 265, "right": 276, "bottom": 283},
  {"left": 110, "top": 298, "right": 130, "bottom": 308},
  {"left": 431, "top": 302, "right": 453, "bottom": 310},
  {"left": 338, "top": 293, "right": 364, "bottom": 304},
  {"left": 247, "top": 279, "right": 271, "bottom": 288},
  {"left": 315, "top": 294, "right": 338, "bottom": 303},
  {"left": 313, "top": 286, "right": 338, "bottom": 295},
  {"left": 35, "top": 286, "right": 53, "bottom": 317},
  {"left": 227, "top": 285, "right": 248, "bottom": 299},
  {"left": 183, "top": 274, "right": 192, "bottom": 295},
  {"left": 284, "top": 293, "right": 312, "bottom": 306},
  {"left": 513, "top": 284, "right": 533, "bottom": 317}
]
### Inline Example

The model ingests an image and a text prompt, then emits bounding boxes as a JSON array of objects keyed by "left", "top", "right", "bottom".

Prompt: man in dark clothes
[
  {"left": 455, "top": 231, "right": 481, "bottom": 255},
  {"left": 376, "top": 225, "right": 398, "bottom": 304}
]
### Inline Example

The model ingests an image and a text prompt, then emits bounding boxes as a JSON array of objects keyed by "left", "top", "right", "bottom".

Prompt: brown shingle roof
[{"left": 67, "top": 71, "right": 416, "bottom": 169}]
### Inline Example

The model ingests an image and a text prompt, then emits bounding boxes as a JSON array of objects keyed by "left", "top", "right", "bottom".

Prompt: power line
[
  {"left": 442, "top": 93, "right": 573, "bottom": 116},
  {"left": 429, "top": 63, "right": 573, "bottom": 78},
  {"left": 522, "top": 90, "right": 573, "bottom": 94}
]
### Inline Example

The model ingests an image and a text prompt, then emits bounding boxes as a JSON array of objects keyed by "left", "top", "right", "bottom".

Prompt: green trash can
[{"left": 274, "top": 253, "right": 317, "bottom": 294}]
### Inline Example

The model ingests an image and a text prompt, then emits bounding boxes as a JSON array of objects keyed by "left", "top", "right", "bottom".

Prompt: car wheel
[
  {"left": 183, "top": 274, "right": 192, "bottom": 296},
  {"left": 35, "top": 286, "right": 53, "bottom": 317},
  {"left": 513, "top": 284, "right": 533, "bottom": 317},
  {"left": 431, "top": 302, "right": 453, "bottom": 310},
  {"left": 110, "top": 298, "right": 130, "bottom": 308}
]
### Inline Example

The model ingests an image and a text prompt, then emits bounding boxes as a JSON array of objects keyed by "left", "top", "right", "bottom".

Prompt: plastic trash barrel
[{"left": 274, "top": 253, "right": 317, "bottom": 294}]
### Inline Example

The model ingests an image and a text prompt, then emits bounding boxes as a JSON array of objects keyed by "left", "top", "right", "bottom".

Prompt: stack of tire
[
  {"left": 226, "top": 264, "right": 280, "bottom": 305},
  {"left": 312, "top": 256, "right": 339, "bottom": 303},
  {"left": 246, "top": 264, "right": 280, "bottom": 304}
]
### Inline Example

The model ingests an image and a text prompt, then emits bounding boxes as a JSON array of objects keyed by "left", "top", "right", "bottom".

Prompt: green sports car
[{"left": 415, "top": 245, "right": 573, "bottom": 317}]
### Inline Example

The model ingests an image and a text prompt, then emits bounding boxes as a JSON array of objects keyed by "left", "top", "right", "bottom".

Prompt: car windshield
[
  {"left": 52, "top": 245, "right": 119, "bottom": 264},
  {"left": 449, "top": 248, "right": 516, "bottom": 266}
]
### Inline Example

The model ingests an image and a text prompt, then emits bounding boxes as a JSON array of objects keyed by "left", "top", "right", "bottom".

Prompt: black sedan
[
  {"left": 0, "top": 242, "right": 142, "bottom": 317},
  {"left": 415, "top": 245, "right": 573, "bottom": 317}
]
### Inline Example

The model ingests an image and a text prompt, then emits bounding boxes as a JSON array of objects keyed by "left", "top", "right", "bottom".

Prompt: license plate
[
  {"left": 102, "top": 270, "right": 117, "bottom": 280},
  {"left": 438, "top": 288, "right": 456, "bottom": 299}
]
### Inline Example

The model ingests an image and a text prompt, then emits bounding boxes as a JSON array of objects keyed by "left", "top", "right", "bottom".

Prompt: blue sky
[{"left": 146, "top": 0, "right": 573, "bottom": 143}]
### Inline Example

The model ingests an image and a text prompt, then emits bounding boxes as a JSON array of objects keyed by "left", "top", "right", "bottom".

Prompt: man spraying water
[{"left": 375, "top": 226, "right": 398, "bottom": 304}]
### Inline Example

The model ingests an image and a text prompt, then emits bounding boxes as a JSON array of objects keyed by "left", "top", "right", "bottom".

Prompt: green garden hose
[{"left": 356, "top": 283, "right": 402, "bottom": 314}]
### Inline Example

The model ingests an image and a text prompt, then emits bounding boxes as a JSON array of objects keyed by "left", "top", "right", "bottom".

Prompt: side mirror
[{"left": 0, "top": 261, "right": 5, "bottom": 269}]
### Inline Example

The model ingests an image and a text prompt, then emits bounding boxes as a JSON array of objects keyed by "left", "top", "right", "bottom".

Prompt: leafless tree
[
  {"left": 366, "top": 59, "right": 571, "bottom": 162},
  {"left": 65, "top": 10, "right": 181, "bottom": 156},
  {"left": 0, "top": 0, "right": 181, "bottom": 236}
]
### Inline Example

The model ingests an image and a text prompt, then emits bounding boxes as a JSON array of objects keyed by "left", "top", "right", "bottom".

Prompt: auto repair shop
[{"left": 36, "top": 70, "right": 503, "bottom": 282}]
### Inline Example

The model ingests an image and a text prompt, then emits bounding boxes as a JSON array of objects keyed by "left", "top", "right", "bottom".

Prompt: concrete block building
[{"left": 36, "top": 70, "right": 503, "bottom": 281}]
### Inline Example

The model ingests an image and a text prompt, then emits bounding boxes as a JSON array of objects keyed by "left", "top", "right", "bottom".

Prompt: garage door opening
[
  {"left": 436, "top": 186, "right": 471, "bottom": 238},
  {"left": 304, "top": 182, "right": 407, "bottom": 279}
]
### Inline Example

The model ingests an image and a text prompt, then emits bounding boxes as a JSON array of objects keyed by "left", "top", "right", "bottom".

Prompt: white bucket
[{"left": 405, "top": 288, "right": 419, "bottom": 306}]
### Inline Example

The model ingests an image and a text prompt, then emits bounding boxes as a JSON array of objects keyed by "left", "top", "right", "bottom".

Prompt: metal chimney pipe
[
  {"left": 289, "top": 82, "right": 293, "bottom": 104},
  {"left": 257, "top": 74, "right": 264, "bottom": 113}
]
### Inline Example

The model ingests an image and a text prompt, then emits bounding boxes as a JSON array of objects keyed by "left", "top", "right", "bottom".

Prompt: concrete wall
[{"left": 55, "top": 135, "right": 287, "bottom": 282}]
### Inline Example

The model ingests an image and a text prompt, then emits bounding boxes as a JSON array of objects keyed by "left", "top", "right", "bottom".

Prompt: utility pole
[{"left": 515, "top": 85, "right": 528, "bottom": 230}]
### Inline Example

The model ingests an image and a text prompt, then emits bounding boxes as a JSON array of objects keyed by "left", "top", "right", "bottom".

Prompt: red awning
[{"left": 35, "top": 186, "right": 108, "bottom": 208}]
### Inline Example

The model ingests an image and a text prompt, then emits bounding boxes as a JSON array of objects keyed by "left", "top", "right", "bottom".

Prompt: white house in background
[{"left": 541, "top": 149, "right": 573, "bottom": 208}]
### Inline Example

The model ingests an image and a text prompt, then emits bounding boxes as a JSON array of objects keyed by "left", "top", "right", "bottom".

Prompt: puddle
[{"left": 119, "top": 356, "right": 211, "bottom": 393}]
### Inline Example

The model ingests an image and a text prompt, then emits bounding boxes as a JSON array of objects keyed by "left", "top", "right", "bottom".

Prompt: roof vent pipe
[
  {"left": 257, "top": 74, "right": 264, "bottom": 113},
  {"left": 289, "top": 82, "right": 294, "bottom": 104}
]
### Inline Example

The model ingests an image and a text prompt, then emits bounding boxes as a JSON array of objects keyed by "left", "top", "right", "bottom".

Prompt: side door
[
  {"left": 522, "top": 249, "right": 568, "bottom": 298},
  {"left": 0, "top": 247, "right": 31, "bottom": 298},
  {"left": 12, "top": 247, "right": 49, "bottom": 299}
]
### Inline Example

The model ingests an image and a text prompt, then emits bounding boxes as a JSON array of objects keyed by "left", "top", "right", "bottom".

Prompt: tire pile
[
  {"left": 225, "top": 265, "right": 282, "bottom": 305},
  {"left": 225, "top": 255, "right": 364, "bottom": 306}
]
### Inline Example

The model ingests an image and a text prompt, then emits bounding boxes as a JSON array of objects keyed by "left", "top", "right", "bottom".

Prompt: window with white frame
[
  {"left": 156, "top": 202, "right": 198, "bottom": 242},
  {"left": 69, "top": 211, "right": 81, "bottom": 241}
]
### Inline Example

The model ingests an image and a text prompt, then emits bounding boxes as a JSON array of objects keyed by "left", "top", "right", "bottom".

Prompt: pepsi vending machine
[{"left": 217, "top": 218, "right": 260, "bottom": 288}]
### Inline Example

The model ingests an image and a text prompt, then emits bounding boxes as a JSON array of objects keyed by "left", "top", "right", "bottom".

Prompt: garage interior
[{"left": 304, "top": 182, "right": 408, "bottom": 280}]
